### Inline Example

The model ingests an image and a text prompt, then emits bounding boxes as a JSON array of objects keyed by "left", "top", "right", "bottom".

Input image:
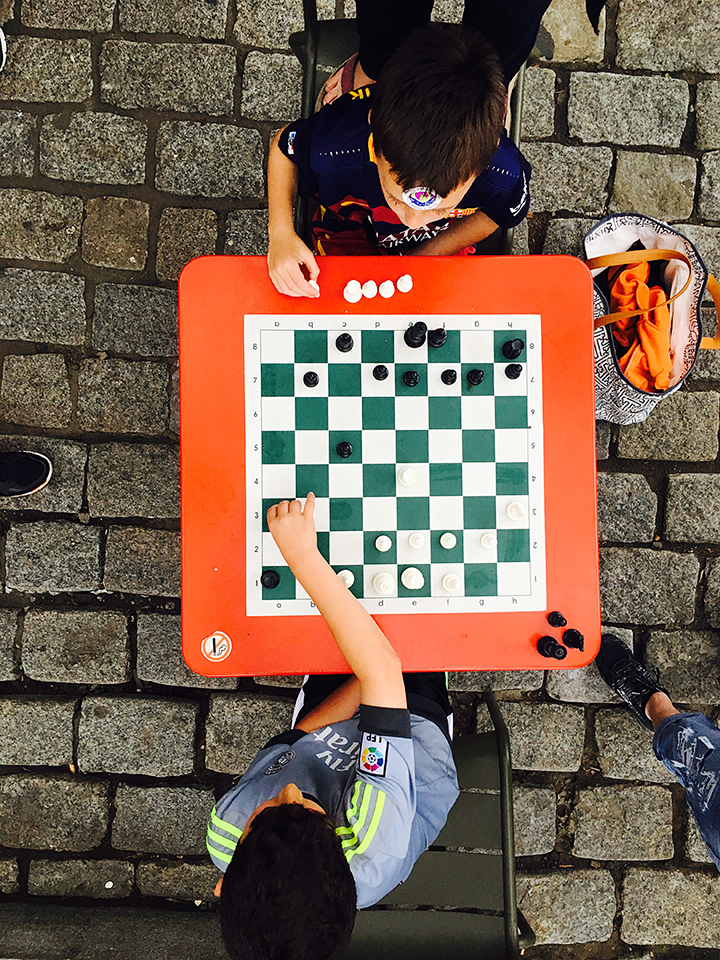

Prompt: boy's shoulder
[
  {"left": 308, "top": 88, "right": 375, "bottom": 172},
  {"left": 477, "top": 131, "right": 528, "bottom": 191}
]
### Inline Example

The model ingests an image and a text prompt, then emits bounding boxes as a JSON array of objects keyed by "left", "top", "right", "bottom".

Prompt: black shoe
[
  {"left": 0, "top": 451, "right": 52, "bottom": 497},
  {"left": 595, "top": 633, "right": 668, "bottom": 731}
]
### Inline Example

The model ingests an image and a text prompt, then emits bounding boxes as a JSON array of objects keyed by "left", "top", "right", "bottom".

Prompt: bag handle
[
  {"left": 700, "top": 275, "right": 720, "bottom": 351},
  {"left": 586, "top": 248, "right": 694, "bottom": 330}
]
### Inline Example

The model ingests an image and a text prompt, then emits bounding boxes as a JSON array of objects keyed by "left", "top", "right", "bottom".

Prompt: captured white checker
[{"left": 245, "top": 312, "right": 546, "bottom": 616}]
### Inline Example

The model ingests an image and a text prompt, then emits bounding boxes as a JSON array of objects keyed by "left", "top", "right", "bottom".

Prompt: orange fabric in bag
[{"left": 608, "top": 260, "right": 672, "bottom": 392}]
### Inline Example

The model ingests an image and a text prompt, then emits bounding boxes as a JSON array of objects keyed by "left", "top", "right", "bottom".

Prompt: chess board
[{"left": 179, "top": 255, "right": 600, "bottom": 676}]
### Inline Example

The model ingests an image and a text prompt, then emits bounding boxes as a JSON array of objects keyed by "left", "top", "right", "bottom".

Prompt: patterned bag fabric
[{"left": 584, "top": 213, "right": 719, "bottom": 425}]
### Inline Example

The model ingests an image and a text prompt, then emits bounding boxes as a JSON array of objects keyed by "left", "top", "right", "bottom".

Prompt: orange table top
[{"left": 179, "top": 255, "right": 599, "bottom": 677}]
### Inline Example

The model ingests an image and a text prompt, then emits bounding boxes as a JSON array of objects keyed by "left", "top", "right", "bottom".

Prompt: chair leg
[{"left": 499, "top": 60, "right": 527, "bottom": 257}]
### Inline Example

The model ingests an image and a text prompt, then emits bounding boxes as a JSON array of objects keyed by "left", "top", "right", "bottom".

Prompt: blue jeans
[{"left": 654, "top": 712, "right": 720, "bottom": 870}]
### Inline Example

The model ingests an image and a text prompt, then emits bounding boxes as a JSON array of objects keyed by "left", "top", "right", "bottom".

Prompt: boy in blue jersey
[
  {"left": 267, "top": 23, "right": 530, "bottom": 298},
  {"left": 208, "top": 492, "right": 458, "bottom": 960}
]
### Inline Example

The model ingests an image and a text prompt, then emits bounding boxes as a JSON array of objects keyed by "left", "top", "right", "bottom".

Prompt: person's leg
[
  {"left": 356, "top": 0, "right": 434, "bottom": 81},
  {"left": 462, "top": 0, "right": 551, "bottom": 83},
  {"left": 403, "top": 672, "right": 454, "bottom": 743}
]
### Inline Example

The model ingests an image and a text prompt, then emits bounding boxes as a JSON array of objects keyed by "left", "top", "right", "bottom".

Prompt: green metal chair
[{"left": 343, "top": 692, "right": 535, "bottom": 960}]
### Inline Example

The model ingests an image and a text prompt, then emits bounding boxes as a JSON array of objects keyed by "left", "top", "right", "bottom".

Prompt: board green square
[
  {"left": 496, "top": 462, "right": 529, "bottom": 495},
  {"left": 362, "top": 396, "right": 395, "bottom": 429},
  {"left": 261, "top": 363, "right": 295, "bottom": 397},
  {"left": 497, "top": 528, "right": 530, "bottom": 563},
  {"left": 316, "top": 531, "right": 330, "bottom": 562},
  {"left": 262, "top": 564, "right": 296, "bottom": 600},
  {"left": 295, "top": 463, "right": 329, "bottom": 498},
  {"left": 427, "top": 329, "right": 461, "bottom": 363},
  {"left": 428, "top": 396, "right": 461, "bottom": 429},
  {"left": 463, "top": 496, "right": 496, "bottom": 529},
  {"left": 398, "top": 563, "right": 432, "bottom": 598},
  {"left": 396, "top": 430, "right": 428, "bottom": 462},
  {"left": 295, "top": 330, "right": 327, "bottom": 363},
  {"left": 331, "top": 564, "right": 364, "bottom": 598},
  {"left": 262, "top": 431, "right": 295, "bottom": 464},
  {"left": 295, "top": 396, "right": 328, "bottom": 430},
  {"left": 495, "top": 396, "right": 528, "bottom": 428},
  {"left": 430, "top": 462, "right": 463, "bottom": 496},
  {"left": 330, "top": 498, "right": 363, "bottom": 530},
  {"left": 464, "top": 563, "right": 498, "bottom": 596},
  {"left": 363, "top": 463, "right": 396, "bottom": 497},
  {"left": 395, "top": 363, "right": 428, "bottom": 396},
  {"left": 430, "top": 529, "right": 463, "bottom": 562},
  {"left": 329, "top": 430, "right": 362, "bottom": 462},
  {"left": 494, "top": 330, "right": 527, "bottom": 362},
  {"left": 397, "top": 497, "right": 430, "bottom": 529},
  {"left": 328, "top": 364, "right": 362, "bottom": 396},
  {"left": 364, "top": 531, "right": 397, "bottom": 564},
  {"left": 461, "top": 363, "right": 494, "bottom": 395},
  {"left": 361, "top": 329, "right": 395, "bottom": 363},
  {"left": 462, "top": 429, "right": 495, "bottom": 462}
]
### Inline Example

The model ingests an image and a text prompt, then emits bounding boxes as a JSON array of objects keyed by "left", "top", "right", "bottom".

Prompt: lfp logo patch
[{"left": 359, "top": 733, "right": 387, "bottom": 777}]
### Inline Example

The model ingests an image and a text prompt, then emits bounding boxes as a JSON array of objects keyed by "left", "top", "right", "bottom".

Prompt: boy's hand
[
  {"left": 267, "top": 230, "right": 320, "bottom": 298},
  {"left": 267, "top": 493, "right": 319, "bottom": 568}
]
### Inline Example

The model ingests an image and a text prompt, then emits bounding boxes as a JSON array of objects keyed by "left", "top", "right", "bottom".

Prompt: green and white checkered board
[{"left": 245, "top": 314, "right": 545, "bottom": 616}]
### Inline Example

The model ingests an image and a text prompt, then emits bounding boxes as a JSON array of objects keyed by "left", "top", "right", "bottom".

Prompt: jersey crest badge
[
  {"left": 287, "top": 130, "right": 297, "bottom": 155},
  {"left": 264, "top": 750, "right": 295, "bottom": 775},
  {"left": 359, "top": 733, "right": 387, "bottom": 777}
]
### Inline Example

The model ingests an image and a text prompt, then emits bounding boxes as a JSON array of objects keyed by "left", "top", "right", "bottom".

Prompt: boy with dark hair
[
  {"left": 208, "top": 493, "right": 459, "bottom": 960},
  {"left": 267, "top": 23, "right": 530, "bottom": 297}
]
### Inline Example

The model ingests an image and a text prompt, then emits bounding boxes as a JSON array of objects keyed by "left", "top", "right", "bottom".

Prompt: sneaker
[
  {"left": 0, "top": 451, "right": 52, "bottom": 497},
  {"left": 595, "top": 633, "right": 668, "bottom": 730},
  {"left": 0, "top": 27, "right": 6, "bottom": 74}
]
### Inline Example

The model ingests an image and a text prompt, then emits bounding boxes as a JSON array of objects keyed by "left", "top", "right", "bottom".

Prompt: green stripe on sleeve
[
  {"left": 349, "top": 789, "right": 385, "bottom": 860},
  {"left": 211, "top": 807, "right": 243, "bottom": 839}
]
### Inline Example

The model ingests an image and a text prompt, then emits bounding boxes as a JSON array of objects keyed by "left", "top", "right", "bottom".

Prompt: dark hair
[
  {"left": 371, "top": 24, "right": 506, "bottom": 197},
  {"left": 220, "top": 803, "right": 357, "bottom": 960}
]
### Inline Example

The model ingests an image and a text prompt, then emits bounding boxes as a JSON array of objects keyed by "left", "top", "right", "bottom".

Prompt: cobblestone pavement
[{"left": 1, "top": 0, "right": 720, "bottom": 955}]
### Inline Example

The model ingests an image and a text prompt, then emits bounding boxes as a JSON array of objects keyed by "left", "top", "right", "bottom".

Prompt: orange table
[{"left": 179, "top": 255, "right": 599, "bottom": 677}]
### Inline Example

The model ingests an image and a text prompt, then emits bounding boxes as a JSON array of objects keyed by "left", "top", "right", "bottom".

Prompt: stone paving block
[
  {"left": 513, "top": 785, "right": 556, "bottom": 856},
  {"left": 1, "top": 354, "right": 71, "bottom": 428},
  {"left": 621, "top": 868, "right": 720, "bottom": 947},
  {"left": 540, "top": 0, "right": 605, "bottom": 62},
  {"left": 0, "top": 860, "right": 19, "bottom": 895},
  {"left": 686, "top": 816, "right": 714, "bottom": 864},
  {"left": 205, "top": 693, "right": 294, "bottom": 774},
  {"left": 599, "top": 548, "right": 698, "bottom": 626},
  {"left": 665, "top": 474, "right": 720, "bottom": 542},
  {"left": 137, "top": 614, "right": 235, "bottom": 689},
  {"left": 119, "top": 0, "right": 229, "bottom": 38},
  {"left": 82, "top": 198, "right": 149, "bottom": 271},
  {"left": 22, "top": 0, "right": 115, "bottom": 29},
  {"left": 516, "top": 869, "right": 615, "bottom": 944},
  {"left": 136, "top": 861, "right": 218, "bottom": 902},
  {"left": 511, "top": 217, "right": 529, "bottom": 256},
  {"left": 112, "top": 785, "right": 211, "bottom": 855},
  {"left": 699, "top": 151, "right": 720, "bottom": 220},
  {"left": 522, "top": 68, "right": 555, "bottom": 140},
  {"left": 0, "top": 776, "right": 108, "bottom": 851},
  {"left": 78, "top": 696, "right": 197, "bottom": 777},
  {"left": 156, "top": 122, "right": 263, "bottom": 199},
  {"left": 542, "top": 217, "right": 594, "bottom": 257},
  {"left": 611, "top": 151, "right": 696, "bottom": 222},
  {"left": 241, "top": 52, "right": 302, "bottom": 122},
  {"left": 104, "top": 527, "right": 181, "bottom": 597},
  {"left": 6, "top": 522, "right": 102, "bottom": 593},
  {"left": 596, "top": 420, "right": 611, "bottom": 459},
  {"left": 706, "top": 557, "right": 720, "bottom": 628},
  {"left": 616, "top": 391, "right": 719, "bottom": 461},
  {"left": 571, "top": 784, "right": 673, "bottom": 860},
  {"left": 597, "top": 473, "right": 656, "bottom": 542},
  {"left": 93, "top": 284, "right": 178, "bottom": 358},
  {"left": 0, "top": 38, "right": 92, "bottom": 102},
  {"left": 0, "top": 269, "right": 85, "bottom": 345},
  {"left": 23, "top": 610, "right": 129, "bottom": 685},
  {"left": 546, "top": 626, "right": 633, "bottom": 704},
  {"left": 28, "top": 860, "right": 133, "bottom": 899},
  {"left": 0, "top": 697, "right": 75, "bottom": 766},
  {"left": 40, "top": 113, "right": 146, "bottom": 186},
  {"left": 696, "top": 81, "right": 720, "bottom": 151},
  {"left": 522, "top": 144, "right": 612, "bottom": 215},
  {"left": 169, "top": 367, "right": 179, "bottom": 434},
  {"left": 617, "top": 0, "right": 720, "bottom": 72},
  {"left": 100, "top": 41, "right": 235, "bottom": 115},
  {"left": 448, "top": 671, "right": 543, "bottom": 692},
  {"left": 646, "top": 630, "right": 720, "bottom": 706},
  {"left": 77, "top": 359, "right": 169, "bottom": 434},
  {"left": 0, "top": 110, "right": 34, "bottom": 177},
  {"left": 0, "top": 435, "right": 86, "bottom": 514},
  {"left": 568, "top": 74, "right": 688, "bottom": 148},
  {"left": 234, "top": 0, "right": 303, "bottom": 48},
  {"left": 156, "top": 208, "right": 217, "bottom": 282},
  {"left": 225, "top": 210, "right": 269, "bottom": 255},
  {"left": 254, "top": 675, "right": 303, "bottom": 688},
  {"left": 87, "top": 443, "right": 179, "bottom": 519},
  {"left": 476, "top": 701, "right": 584, "bottom": 772},
  {"left": 0, "top": 609, "right": 17, "bottom": 682},
  {"left": 0, "top": 189, "right": 82, "bottom": 262},
  {"left": 594, "top": 708, "right": 674, "bottom": 783},
  {"left": 675, "top": 224, "right": 720, "bottom": 279}
]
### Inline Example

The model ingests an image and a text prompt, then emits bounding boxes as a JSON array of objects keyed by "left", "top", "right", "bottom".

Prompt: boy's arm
[
  {"left": 267, "top": 127, "right": 320, "bottom": 298},
  {"left": 409, "top": 210, "right": 500, "bottom": 256},
  {"left": 268, "top": 496, "right": 407, "bottom": 710},
  {"left": 294, "top": 676, "right": 362, "bottom": 732}
]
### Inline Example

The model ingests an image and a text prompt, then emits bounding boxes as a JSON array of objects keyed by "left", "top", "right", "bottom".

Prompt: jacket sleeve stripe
[
  {"left": 338, "top": 782, "right": 387, "bottom": 862},
  {"left": 211, "top": 806, "right": 243, "bottom": 839}
]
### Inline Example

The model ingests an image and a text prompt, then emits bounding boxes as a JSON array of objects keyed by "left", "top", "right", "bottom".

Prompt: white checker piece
[{"left": 244, "top": 313, "right": 545, "bottom": 616}]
